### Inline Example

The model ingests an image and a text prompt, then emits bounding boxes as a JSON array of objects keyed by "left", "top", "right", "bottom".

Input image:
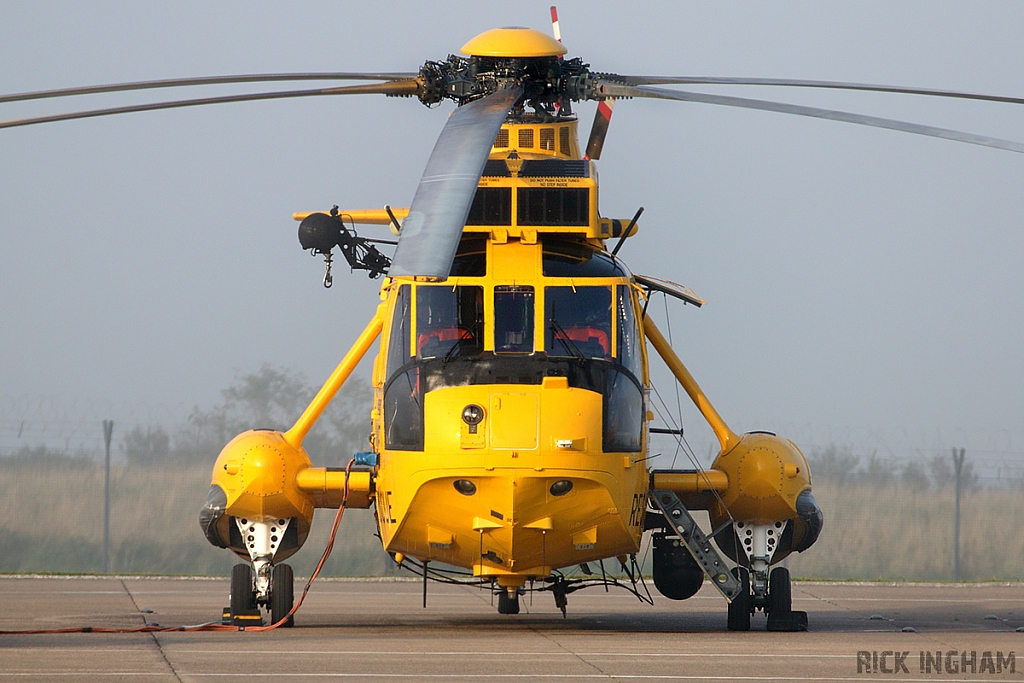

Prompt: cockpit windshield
[
  {"left": 416, "top": 285, "right": 484, "bottom": 360},
  {"left": 545, "top": 286, "right": 612, "bottom": 359},
  {"left": 494, "top": 286, "right": 535, "bottom": 353}
]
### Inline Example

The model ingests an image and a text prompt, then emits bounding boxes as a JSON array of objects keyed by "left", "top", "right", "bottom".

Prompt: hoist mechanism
[{"left": 297, "top": 208, "right": 394, "bottom": 282}]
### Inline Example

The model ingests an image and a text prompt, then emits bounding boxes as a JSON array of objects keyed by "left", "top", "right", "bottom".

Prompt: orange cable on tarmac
[{"left": 0, "top": 459, "right": 356, "bottom": 636}]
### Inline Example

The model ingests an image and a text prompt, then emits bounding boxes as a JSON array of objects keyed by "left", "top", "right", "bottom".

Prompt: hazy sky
[{"left": 2, "top": 2, "right": 1022, "bottom": 468}]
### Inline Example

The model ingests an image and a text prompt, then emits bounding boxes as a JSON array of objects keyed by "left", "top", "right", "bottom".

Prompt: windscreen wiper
[{"left": 549, "top": 318, "right": 586, "bottom": 365}]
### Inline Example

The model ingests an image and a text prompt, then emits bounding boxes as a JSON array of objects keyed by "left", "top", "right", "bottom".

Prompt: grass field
[
  {"left": 785, "top": 480, "right": 1024, "bottom": 581},
  {"left": 1, "top": 459, "right": 1021, "bottom": 581},
  {"left": 0, "top": 459, "right": 391, "bottom": 577}
]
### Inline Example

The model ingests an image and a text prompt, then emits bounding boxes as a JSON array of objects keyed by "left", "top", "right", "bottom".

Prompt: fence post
[
  {"left": 102, "top": 420, "right": 114, "bottom": 574},
  {"left": 952, "top": 447, "right": 965, "bottom": 581}
]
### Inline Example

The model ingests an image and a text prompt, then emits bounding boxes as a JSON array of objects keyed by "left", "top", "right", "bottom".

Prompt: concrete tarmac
[{"left": 1, "top": 576, "right": 1022, "bottom": 681}]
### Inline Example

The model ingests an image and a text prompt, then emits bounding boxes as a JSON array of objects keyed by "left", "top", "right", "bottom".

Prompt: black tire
[
  {"left": 271, "top": 563, "right": 295, "bottom": 627},
  {"left": 767, "top": 566, "right": 792, "bottom": 615},
  {"left": 727, "top": 566, "right": 751, "bottom": 631},
  {"left": 230, "top": 563, "right": 256, "bottom": 616},
  {"left": 497, "top": 590, "right": 520, "bottom": 615}
]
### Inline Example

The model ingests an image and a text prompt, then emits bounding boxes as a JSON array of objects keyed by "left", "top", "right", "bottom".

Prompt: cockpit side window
[
  {"left": 384, "top": 284, "right": 423, "bottom": 451},
  {"left": 545, "top": 286, "right": 612, "bottom": 359},
  {"left": 602, "top": 288, "right": 645, "bottom": 453},
  {"left": 494, "top": 286, "right": 535, "bottom": 353},
  {"left": 616, "top": 285, "right": 644, "bottom": 381},
  {"left": 386, "top": 284, "right": 411, "bottom": 381},
  {"left": 416, "top": 285, "right": 484, "bottom": 360}
]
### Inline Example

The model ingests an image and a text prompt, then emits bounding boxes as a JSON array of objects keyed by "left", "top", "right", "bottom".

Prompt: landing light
[
  {"left": 453, "top": 479, "right": 477, "bottom": 496},
  {"left": 461, "top": 404, "right": 485, "bottom": 425},
  {"left": 549, "top": 480, "right": 573, "bottom": 496}
]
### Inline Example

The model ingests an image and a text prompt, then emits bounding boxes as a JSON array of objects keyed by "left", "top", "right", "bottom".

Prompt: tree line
[
  {"left": 126, "top": 364, "right": 373, "bottom": 467},
  {"left": 4, "top": 364, "right": 372, "bottom": 469},
  {"left": 805, "top": 444, "right": 982, "bottom": 491}
]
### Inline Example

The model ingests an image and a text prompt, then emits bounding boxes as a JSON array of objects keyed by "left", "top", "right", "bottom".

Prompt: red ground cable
[{"left": 0, "top": 458, "right": 356, "bottom": 635}]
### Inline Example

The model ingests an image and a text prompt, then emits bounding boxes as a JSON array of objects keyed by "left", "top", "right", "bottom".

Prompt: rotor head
[{"left": 460, "top": 27, "right": 567, "bottom": 58}]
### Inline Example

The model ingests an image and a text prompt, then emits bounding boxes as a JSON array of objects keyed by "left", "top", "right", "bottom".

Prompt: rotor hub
[{"left": 417, "top": 27, "right": 597, "bottom": 114}]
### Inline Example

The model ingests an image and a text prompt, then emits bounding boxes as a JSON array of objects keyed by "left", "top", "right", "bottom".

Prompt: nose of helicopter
[{"left": 460, "top": 469, "right": 637, "bottom": 578}]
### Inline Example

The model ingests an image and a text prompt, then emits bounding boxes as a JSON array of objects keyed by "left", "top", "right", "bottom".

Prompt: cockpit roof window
[
  {"left": 542, "top": 239, "right": 628, "bottom": 278},
  {"left": 450, "top": 237, "right": 487, "bottom": 277}
]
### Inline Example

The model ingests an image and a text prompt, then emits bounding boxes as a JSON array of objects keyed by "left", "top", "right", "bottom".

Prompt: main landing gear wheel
[
  {"left": 230, "top": 563, "right": 256, "bottom": 616},
  {"left": 767, "top": 566, "right": 792, "bottom": 613},
  {"left": 497, "top": 589, "right": 520, "bottom": 615},
  {"left": 727, "top": 566, "right": 751, "bottom": 631},
  {"left": 270, "top": 563, "right": 295, "bottom": 627},
  {"left": 766, "top": 566, "right": 808, "bottom": 632}
]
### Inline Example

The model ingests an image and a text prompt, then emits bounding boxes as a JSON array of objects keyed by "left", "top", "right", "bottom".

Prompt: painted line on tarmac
[
  {"left": 799, "top": 597, "right": 1019, "bottom": 603},
  {"left": 10, "top": 589, "right": 1013, "bottom": 604},
  {"left": 162, "top": 650, "right": 852, "bottom": 658},
  {"left": 0, "top": 674, "right": 1011, "bottom": 681}
]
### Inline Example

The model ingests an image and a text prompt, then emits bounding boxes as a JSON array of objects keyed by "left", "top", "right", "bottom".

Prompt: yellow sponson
[
  {"left": 708, "top": 432, "right": 812, "bottom": 526},
  {"left": 461, "top": 27, "right": 568, "bottom": 58},
  {"left": 208, "top": 429, "right": 316, "bottom": 562}
]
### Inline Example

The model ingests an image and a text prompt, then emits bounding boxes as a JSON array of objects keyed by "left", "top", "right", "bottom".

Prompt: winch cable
[
  {"left": 662, "top": 294, "right": 686, "bottom": 470},
  {"left": 0, "top": 458, "right": 355, "bottom": 635},
  {"left": 644, "top": 298, "right": 737, "bottom": 525},
  {"left": 650, "top": 374, "right": 737, "bottom": 530}
]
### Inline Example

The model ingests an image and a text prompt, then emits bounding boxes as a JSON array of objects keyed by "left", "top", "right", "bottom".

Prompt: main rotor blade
[
  {"left": 389, "top": 85, "right": 523, "bottom": 280},
  {"left": 0, "top": 72, "right": 419, "bottom": 105},
  {"left": 0, "top": 80, "right": 420, "bottom": 130},
  {"left": 598, "top": 83, "right": 1024, "bottom": 154},
  {"left": 599, "top": 75, "right": 1024, "bottom": 106},
  {"left": 584, "top": 98, "right": 615, "bottom": 160}
]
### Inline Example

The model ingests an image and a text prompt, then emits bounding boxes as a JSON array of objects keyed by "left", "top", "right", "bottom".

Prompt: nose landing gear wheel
[
  {"left": 497, "top": 590, "right": 520, "bottom": 615},
  {"left": 270, "top": 563, "right": 294, "bottom": 627},
  {"left": 727, "top": 566, "right": 751, "bottom": 631}
]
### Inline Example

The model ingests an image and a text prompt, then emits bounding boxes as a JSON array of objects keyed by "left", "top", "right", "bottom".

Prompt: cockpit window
[
  {"left": 385, "top": 284, "right": 411, "bottom": 380},
  {"left": 449, "top": 237, "right": 487, "bottom": 277},
  {"left": 616, "top": 285, "right": 644, "bottom": 380},
  {"left": 542, "top": 239, "right": 627, "bottom": 278},
  {"left": 384, "top": 284, "right": 423, "bottom": 451},
  {"left": 416, "top": 285, "right": 484, "bottom": 360},
  {"left": 545, "top": 286, "right": 613, "bottom": 359},
  {"left": 494, "top": 286, "right": 534, "bottom": 353}
]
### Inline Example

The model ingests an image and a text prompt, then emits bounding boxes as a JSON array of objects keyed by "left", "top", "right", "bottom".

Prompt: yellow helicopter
[{"left": 6, "top": 12, "right": 1023, "bottom": 632}]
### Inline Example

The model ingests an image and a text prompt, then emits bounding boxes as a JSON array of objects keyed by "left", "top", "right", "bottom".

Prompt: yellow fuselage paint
[
  {"left": 370, "top": 118, "right": 648, "bottom": 584},
  {"left": 208, "top": 114, "right": 817, "bottom": 578}
]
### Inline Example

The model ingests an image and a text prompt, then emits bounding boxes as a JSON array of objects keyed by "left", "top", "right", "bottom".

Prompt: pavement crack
[
  {"left": 460, "top": 582, "right": 618, "bottom": 679},
  {"left": 796, "top": 584, "right": 869, "bottom": 619},
  {"left": 120, "top": 579, "right": 184, "bottom": 683},
  {"left": 526, "top": 624, "right": 620, "bottom": 681}
]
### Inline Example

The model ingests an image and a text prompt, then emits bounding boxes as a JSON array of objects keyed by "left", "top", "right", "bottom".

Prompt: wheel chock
[
  {"left": 766, "top": 610, "right": 808, "bottom": 632},
  {"left": 231, "top": 607, "right": 264, "bottom": 628}
]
